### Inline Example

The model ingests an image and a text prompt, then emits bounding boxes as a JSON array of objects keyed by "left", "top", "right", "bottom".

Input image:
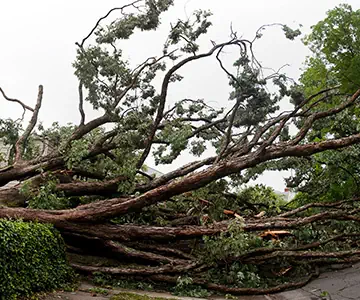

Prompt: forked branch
[{"left": 136, "top": 39, "right": 253, "bottom": 169}]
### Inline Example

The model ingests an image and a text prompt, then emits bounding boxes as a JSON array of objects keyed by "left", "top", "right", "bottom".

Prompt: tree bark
[{"left": 0, "top": 185, "right": 25, "bottom": 207}]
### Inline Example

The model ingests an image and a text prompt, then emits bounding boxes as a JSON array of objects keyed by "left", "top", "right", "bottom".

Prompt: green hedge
[{"left": 0, "top": 219, "right": 73, "bottom": 299}]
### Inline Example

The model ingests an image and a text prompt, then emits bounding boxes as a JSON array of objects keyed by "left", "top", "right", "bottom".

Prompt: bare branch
[
  {"left": 150, "top": 271, "right": 318, "bottom": 296},
  {"left": 78, "top": 82, "right": 85, "bottom": 125},
  {"left": 0, "top": 87, "right": 34, "bottom": 113},
  {"left": 14, "top": 85, "right": 43, "bottom": 164}
]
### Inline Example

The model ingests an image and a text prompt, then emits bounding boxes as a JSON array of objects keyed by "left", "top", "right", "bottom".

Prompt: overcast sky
[{"left": 1, "top": 0, "right": 359, "bottom": 191}]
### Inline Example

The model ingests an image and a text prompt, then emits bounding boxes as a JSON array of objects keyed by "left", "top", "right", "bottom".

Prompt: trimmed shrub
[{"left": 0, "top": 219, "right": 73, "bottom": 299}]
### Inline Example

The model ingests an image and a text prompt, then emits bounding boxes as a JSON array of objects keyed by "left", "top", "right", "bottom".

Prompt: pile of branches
[
  {"left": 63, "top": 198, "right": 360, "bottom": 294},
  {"left": 2, "top": 181, "right": 360, "bottom": 294}
]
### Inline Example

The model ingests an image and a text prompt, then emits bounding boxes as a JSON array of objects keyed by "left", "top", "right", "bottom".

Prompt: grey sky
[{"left": 1, "top": 0, "right": 358, "bottom": 191}]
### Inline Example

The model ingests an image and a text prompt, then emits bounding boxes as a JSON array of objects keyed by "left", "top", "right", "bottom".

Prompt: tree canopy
[{"left": 279, "top": 4, "right": 360, "bottom": 204}]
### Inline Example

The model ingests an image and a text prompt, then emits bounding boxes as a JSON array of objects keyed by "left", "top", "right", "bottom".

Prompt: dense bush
[{"left": 0, "top": 219, "right": 73, "bottom": 299}]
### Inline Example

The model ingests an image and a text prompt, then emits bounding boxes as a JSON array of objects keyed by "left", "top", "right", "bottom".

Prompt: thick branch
[
  {"left": 57, "top": 176, "right": 129, "bottom": 196},
  {"left": 0, "top": 141, "right": 116, "bottom": 187},
  {"left": 136, "top": 156, "right": 215, "bottom": 193},
  {"left": 76, "top": 132, "right": 360, "bottom": 221},
  {"left": 68, "top": 114, "right": 111, "bottom": 143}
]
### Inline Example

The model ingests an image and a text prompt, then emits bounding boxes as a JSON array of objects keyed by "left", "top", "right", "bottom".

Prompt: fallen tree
[{"left": 2, "top": 1, "right": 360, "bottom": 295}]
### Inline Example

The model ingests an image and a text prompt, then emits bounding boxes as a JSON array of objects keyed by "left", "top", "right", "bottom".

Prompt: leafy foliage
[
  {"left": 173, "top": 276, "right": 211, "bottom": 297},
  {"left": 303, "top": 4, "right": 360, "bottom": 93},
  {"left": 282, "top": 4, "right": 360, "bottom": 202},
  {"left": 0, "top": 119, "right": 21, "bottom": 146},
  {"left": 21, "top": 176, "right": 72, "bottom": 210},
  {"left": 203, "top": 219, "right": 263, "bottom": 262},
  {"left": 207, "top": 263, "right": 262, "bottom": 289},
  {"left": 0, "top": 219, "right": 73, "bottom": 299},
  {"left": 0, "top": 119, "right": 42, "bottom": 163}
]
